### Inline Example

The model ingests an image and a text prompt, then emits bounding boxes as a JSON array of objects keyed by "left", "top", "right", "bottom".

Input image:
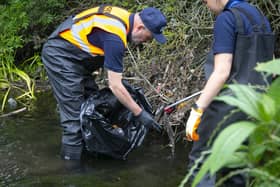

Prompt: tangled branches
[{"left": 121, "top": 0, "right": 280, "bottom": 145}]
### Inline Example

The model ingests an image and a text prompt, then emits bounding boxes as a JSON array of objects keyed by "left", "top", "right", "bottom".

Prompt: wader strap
[
  {"left": 230, "top": 7, "right": 268, "bottom": 33},
  {"left": 230, "top": 8, "right": 245, "bottom": 34},
  {"left": 73, "top": 5, "right": 127, "bottom": 30},
  {"left": 235, "top": 7, "right": 267, "bottom": 32},
  {"left": 254, "top": 7, "right": 268, "bottom": 32},
  {"left": 73, "top": 5, "right": 108, "bottom": 23}
]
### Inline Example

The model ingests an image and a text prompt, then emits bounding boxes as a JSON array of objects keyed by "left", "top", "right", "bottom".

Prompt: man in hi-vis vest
[{"left": 41, "top": 5, "right": 167, "bottom": 161}]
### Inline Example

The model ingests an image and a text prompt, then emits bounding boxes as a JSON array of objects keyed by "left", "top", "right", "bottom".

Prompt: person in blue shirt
[
  {"left": 41, "top": 6, "right": 166, "bottom": 161},
  {"left": 185, "top": 0, "right": 274, "bottom": 186}
]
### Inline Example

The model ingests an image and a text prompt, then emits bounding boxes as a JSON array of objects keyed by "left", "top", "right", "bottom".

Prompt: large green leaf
[
  {"left": 192, "top": 122, "right": 256, "bottom": 187},
  {"left": 209, "top": 121, "right": 256, "bottom": 173},
  {"left": 257, "top": 94, "right": 276, "bottom": 122},
  {"left": 218, "top": 84, "right": 276, "bottom": 122},
  {"left": 267, "top": 77, "right": 280, "bottom": 106},
  {"left": 217, "top": 84, "right": 262, "bottom": 120},
  {"left": 255, "top": 59, "right": 280, "bottom": 75},
  {"left": 248, "top": 125, "right": 269, "bottom": 164}
]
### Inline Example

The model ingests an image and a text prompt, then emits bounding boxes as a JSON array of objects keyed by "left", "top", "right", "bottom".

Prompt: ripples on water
[{"left": 0, "top": 92, "right": 189, "bottom": 187}]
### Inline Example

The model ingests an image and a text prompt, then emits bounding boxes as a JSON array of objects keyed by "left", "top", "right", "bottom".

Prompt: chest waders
[
  {"left": 41, "top": 6, "right": 129, "bottom": 160},
  {"left": 228, "top": 7, "right": 275, "bottom": 85},
  {"left": 188, "top": 7, "right": 275, "bottom": 187}
]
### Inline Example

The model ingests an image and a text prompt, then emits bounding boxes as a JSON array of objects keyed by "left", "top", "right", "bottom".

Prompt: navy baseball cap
[{"left": 139, "top": 7, "right": 167, "bottom": 44}]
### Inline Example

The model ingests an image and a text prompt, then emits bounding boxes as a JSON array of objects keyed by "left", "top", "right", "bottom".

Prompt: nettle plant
[{"left": 180, "top": 59, "right": 280, "bottom": 187}]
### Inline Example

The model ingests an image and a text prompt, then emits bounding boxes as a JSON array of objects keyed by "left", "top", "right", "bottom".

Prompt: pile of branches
[{"left": 120, "top": 1, "right": 213, "bottom": 145}]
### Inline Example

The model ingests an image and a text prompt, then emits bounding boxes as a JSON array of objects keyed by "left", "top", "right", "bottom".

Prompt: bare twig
[
  {"left": 0, "top": 107, "right": 27, "bottom": 118},
  {"left": 127, "top": 46, "right": 170, "bottom": 102}
]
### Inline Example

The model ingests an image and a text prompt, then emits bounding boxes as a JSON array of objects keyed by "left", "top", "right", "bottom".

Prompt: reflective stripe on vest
[{"left": 59, "top": 6, "right": 130, "bottom": 56}]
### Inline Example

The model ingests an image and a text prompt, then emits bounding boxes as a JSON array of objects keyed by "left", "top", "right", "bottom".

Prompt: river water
[{"left": 0, "top": 91, "right": 190, "bottom": 187}]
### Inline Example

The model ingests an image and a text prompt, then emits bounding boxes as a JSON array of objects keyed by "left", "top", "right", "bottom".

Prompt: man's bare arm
[{"left": 107, "top": 70, "right": 142, "bottom": 116}]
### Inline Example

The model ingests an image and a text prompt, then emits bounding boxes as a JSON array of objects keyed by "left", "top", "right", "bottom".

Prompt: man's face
[
  {"left": 203, "top": 0, "right": 225, "bottom": 14},
  {"left": 131, "top": 26, "right": 153, "bottom": 44}
]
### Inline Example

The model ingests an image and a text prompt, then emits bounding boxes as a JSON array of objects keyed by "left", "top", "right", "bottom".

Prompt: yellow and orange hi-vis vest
[{"left": 59, "top": 5, "right": 131, "bottom": 56}]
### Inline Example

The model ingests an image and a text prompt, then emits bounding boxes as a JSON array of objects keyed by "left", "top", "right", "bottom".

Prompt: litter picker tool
[{"left": 163, "top": 91, "right": 202, "bottom": 114}]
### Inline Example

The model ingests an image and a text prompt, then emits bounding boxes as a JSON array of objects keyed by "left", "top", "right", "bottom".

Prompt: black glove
[{"left": 135, "top": 110, "right": 162, "bottom": 133}]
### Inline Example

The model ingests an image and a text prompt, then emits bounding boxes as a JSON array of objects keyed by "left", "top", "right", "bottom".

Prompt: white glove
[{"left": 186, "top": 105, "right": 203, "bottom": 141}]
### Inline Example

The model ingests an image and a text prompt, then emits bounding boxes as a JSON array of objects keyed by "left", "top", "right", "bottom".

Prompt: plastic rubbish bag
[{"left": 80, "top": 82, "right": 153, "bottom": 160}]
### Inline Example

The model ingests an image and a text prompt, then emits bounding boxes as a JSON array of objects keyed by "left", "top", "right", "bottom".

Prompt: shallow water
[{"left": 0, "top": 91, "right": 190, "bottom": 187}]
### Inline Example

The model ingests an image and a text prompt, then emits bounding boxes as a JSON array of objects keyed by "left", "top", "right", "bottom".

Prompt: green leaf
[
  {"left": 257, "top": 94, "right": 276, "bottom": 122},
  {"left": 1, "top": 87, "right": 10, "bottom": 111},
  {"left": 267, "top": 77, "right": 280, "bottom": 106},
  {"left": 11, "top": 68, "right": 35, "bottom": 99},
  {"left": 217, "top": 84, "right": 261, "bottom": 120},
  {"left": 209, "top": 121, "right": 256, "bottom": 174},
  {"left": 248, "top": 143, "right": 266, "bottom": 164},
  {"left": 0, "top": 79, "right": 10, "bottom": 89},
  {"left": 264, "top": 157, "right": 280, "bottom": 177},
  {"left": 192, "top": 122, "right": 256, "bottom": 187},
  {"left": 224, "top": 151, "right": 248, "bottom": 168},
  {"left": 255, "top": 59, "right": 280, "bottom": 75},
  {"left": 274, "top": 108, "right": 280, "bottom": 123}
]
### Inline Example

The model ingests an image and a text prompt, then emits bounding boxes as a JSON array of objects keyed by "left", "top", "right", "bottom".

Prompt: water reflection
[{"left": 0, "top": 91, "right": 189, "bottom": 187}]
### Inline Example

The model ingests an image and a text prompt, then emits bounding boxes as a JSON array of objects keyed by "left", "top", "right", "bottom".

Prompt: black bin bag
[{"left": 80, "top": 82, "right": 153, "bottom": 160}]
